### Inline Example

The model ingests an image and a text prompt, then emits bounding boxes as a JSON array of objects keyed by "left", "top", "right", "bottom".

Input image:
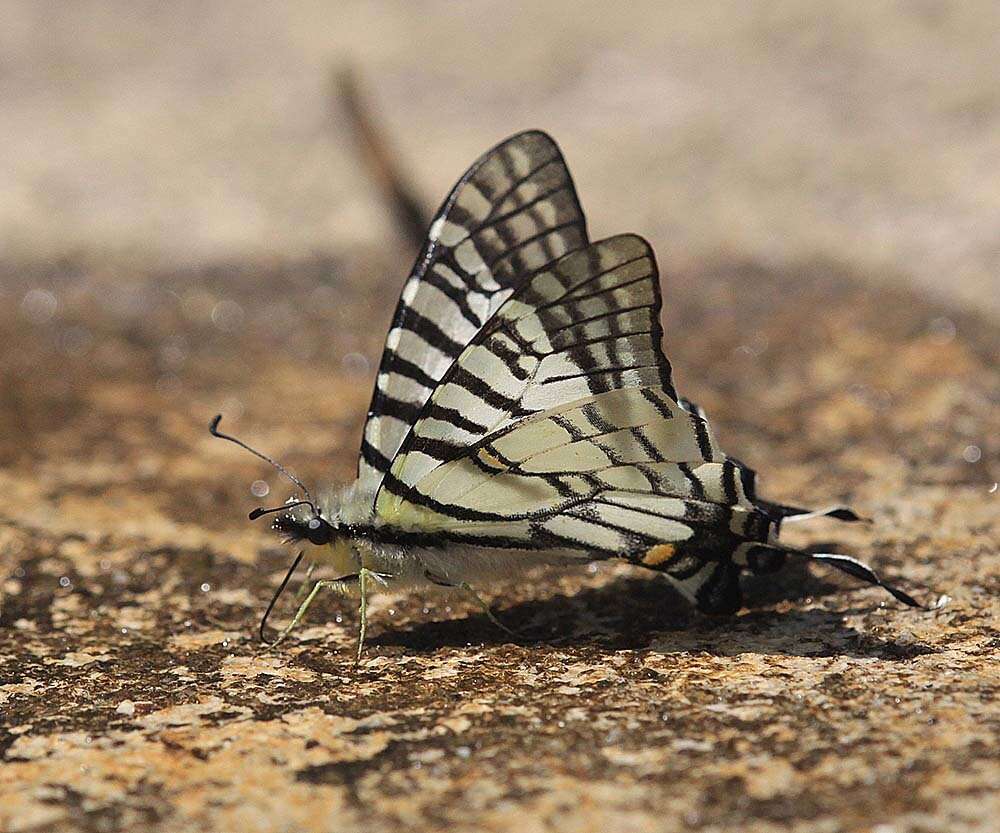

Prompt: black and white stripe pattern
[
  {"left": 373, "top": 373, "right": 770, "bottom": 611},
  {"left": 378, "top": 235, "right": 678, "bottom": 494},
  {"left": 352, "top": 131, "right": 920, "bottom": 617},
  {"left": 359, "top": 131, "right": 588, "bottom": 493}
]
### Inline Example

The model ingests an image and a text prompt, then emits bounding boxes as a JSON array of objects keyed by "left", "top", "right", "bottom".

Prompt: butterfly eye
[{"left": 305, "top": 517, "right": 334, "bottom": 546}]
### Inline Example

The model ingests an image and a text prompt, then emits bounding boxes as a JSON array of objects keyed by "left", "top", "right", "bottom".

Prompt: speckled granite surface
[{"left": 1, "top": 251, "right": 996, "bottom": 832}]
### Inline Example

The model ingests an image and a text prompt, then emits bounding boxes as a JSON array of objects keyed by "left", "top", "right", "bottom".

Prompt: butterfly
[{"left": 211, "top": 130, "right": 922, "bottom": 660}]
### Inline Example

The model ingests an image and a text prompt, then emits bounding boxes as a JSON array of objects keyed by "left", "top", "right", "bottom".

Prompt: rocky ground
[{"left": 0, "top": 246, "right": 996, "bottom": 833}]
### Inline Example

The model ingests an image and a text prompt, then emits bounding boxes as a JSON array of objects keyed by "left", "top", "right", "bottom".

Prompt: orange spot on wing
[{"left": 642, "top": 543, "right": 676, "bottom": 566}]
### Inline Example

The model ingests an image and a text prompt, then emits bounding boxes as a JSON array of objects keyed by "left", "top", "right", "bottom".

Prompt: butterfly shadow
[{"left": 372, "top": 558, "right": 935, "bottom": 661}]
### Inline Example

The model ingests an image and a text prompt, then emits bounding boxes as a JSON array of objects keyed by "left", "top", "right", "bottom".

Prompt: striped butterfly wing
[
  {"left": 377, "top": 387, "right": 763, "bottom": 613},
  {"left": 374, "top": 234, "right": 770, "bottom": 612},
  {"left": 359, "top": 131, "right": 589, "bottom": 494},
  {"left": 377, "top": 234, "right": 678, "bottom": 496}
]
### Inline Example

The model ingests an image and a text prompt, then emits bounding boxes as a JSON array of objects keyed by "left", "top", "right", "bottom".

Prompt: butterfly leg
[
  {"left": 272, "top": 575, "right": 357, "bottom": 647},
  {"left": 355, "top": 569, "right": 370, "bottom": 664},
  {"left": 423, "top": 570, "right": 515, "bottom": 635},
  {"left": 459, "top": 582, "right": 517, "bottom": 635},
  {"left": 354, "top": 567, "right": 390, "bottom": 664}
]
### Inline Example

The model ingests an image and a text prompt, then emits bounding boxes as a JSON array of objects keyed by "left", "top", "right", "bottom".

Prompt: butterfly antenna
[
  {"left": 248, "top": 500, "right": 315, "bottom": 521},
  {"left": 260, "top": 550, "right": 305, "bottom": 644},
  {"left": 209, "top": 415, "right": 315, "bottom": 506}
]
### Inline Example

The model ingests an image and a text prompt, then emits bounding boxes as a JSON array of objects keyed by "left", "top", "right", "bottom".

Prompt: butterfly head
[
  {"left": 268, "top": 506, "right": 337, "bottom": 546},
  {"left": 260, "top": 497, "right": 360, "bottom": 584}
]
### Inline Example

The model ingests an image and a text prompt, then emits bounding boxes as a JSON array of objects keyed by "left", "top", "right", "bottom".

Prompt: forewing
[
  {"left": 359, "top": 131, "right": 589, "bottom": 493},
  {"left": 379, "top": 234, "right": 678, "bottom": 497}
]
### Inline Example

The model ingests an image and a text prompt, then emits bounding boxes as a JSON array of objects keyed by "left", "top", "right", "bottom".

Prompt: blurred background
[{"left": 3, "top": 1, "right": 999, "bottom": 306}]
